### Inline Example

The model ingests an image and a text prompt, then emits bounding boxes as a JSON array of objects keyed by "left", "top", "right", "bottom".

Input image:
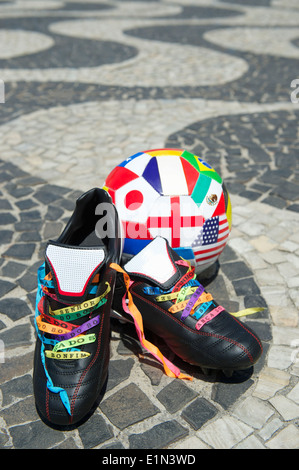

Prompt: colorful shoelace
[
  {"left": 34, "top": 263, "right": 110, "bottom": 415},
  {"left": 111, "top": 263, "right": 192, "bottom": 381},
  {"left": 110, "top": 260, "right": 264, "bottom": 382},
  {"left": 144, "top": 259, "right": 264, "bottom": 329},
  {"left": 144, "top": 259, "right": 223, "bottom": 331}
]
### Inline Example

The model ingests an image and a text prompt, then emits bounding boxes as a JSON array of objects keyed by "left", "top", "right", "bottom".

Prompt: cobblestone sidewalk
[{"left": 0, "top": 0, "right": 298, "bottom": 450}]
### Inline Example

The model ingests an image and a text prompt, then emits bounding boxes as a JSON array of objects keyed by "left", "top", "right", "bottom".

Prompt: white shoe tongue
[
  {"left": 124, "top": 237, "right": 181, "bottom": 289},
  {"left": 45, "top": 242, "right": 106, "bottom": 303}
]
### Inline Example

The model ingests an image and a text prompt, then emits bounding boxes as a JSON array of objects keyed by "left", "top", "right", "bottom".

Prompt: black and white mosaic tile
[{"left": 0, "top": 0, "right": 298, "bottom": 450}]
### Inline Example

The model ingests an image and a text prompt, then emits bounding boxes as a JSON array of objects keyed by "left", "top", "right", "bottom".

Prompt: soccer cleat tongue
[
  {"left": 45, "top": 241, "right": 107, "bottom": 304},
  {"left": 123, "top": 237, "right": 184, "bottom": 290}
]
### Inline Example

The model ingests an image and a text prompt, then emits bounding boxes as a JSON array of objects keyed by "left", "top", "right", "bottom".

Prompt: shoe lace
[
  {"left": 35, "top": 263, "right": 110, "bottom": 361},
  {"left": 34, "top": 263, "right": 111, "bottom": 416},
  {"left": 111, "top": 262, "right": 192, "bottom": 381},
  {"left": 110, "top": 260, "right": 264, "bottom": 383},
  {"left": 145, "top": 259, "right": 264, "bottom": 329},
  {"left": 145, "top": 259, "right": 220, "bottom": 330}
]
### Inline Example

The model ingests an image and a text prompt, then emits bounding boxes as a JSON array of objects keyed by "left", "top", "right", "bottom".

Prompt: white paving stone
[
  {"left": 233, "top": 397, "right": 274, "bottom": 429},
  {"left": 258, "top": 417, "right": 284, "bottom": 442},
  {"left": 253, "top": 367, "right": 290, "bottom": 400},
  {"left": 272, "top": 326, "right": 299, "bottom": 347},
  {"left": 270, "top": 305, "right": 299, "bottom": 328},
  {"left": 0, "top": 0, "right": 298, "bottom": 451},
  {"left": 235, "top": 435, "right": 266, "bottom": 449},
  {"left": 0, "top": 30, "right": 54, "bottom": 59},
  {"left": 0, "top": 99, "right": 294, "bottom": 191},
  {"left": 270, "top": 395, "right": 299, "bottom": 421},
  {"left": 170, "top": 436, "right": 210, "bottom": 450},
  {"left": 287, "top": 383, "right": 299, "bottom": 405},
  {"left": 197, "top": 416, "right": 252, "bottom": 449},
  {"left": 266, "top": 424, "right": 299, "bottom": 449},
  {"left": 267, "top": 345, "right": 295, "bottom": 370},
  {"left": 204, "top": 27, "right": 299, "bottom": 58},
  {"left": 254, "top": 267, "right": 284, "bottom": 287}
]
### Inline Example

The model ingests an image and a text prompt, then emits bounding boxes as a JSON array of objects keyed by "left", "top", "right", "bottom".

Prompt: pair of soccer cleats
[{"left": 33, "top": 188, "right": 263, "bottom": 427}]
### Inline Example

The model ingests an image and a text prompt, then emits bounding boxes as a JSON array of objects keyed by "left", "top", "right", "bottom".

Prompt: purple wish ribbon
[
  {"left": 55, "top": 314, "right": 101, "bottom": 342},
  {"left": 180, "top": 285, "right": 205, "bottom": 322}
]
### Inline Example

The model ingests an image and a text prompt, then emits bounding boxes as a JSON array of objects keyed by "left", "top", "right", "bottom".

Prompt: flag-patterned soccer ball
[{"left": 103, "top": 148, "right": 232, "bottom": 273}]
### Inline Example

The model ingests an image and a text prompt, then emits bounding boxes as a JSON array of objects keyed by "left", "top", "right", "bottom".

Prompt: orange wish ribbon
[{"left": 110, "top": 263, "right": 192, "bottom": 381}]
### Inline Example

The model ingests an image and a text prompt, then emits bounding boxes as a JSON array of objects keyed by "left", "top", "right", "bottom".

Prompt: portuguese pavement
[{"left": 0, "top": 0, "right": 298, "bottom": 450}]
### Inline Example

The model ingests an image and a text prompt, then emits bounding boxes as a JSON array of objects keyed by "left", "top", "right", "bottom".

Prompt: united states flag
[{"left": 192, "top": 214, "right": 230, "bottom": 266}]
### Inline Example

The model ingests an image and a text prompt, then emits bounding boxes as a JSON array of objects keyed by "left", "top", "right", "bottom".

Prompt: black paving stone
[
  {"left": 0, "top": 161, "right": 27, "bottom": 178},
  {"left": 42, "top": 221, "right": 63, "bottom": 240},
  {"left": 168, "top": 110, "right": 299, "bottom": 211},
  {"left": 271, "top": 181, "right": 299, "bottom": 201},
  {"left": 117, "top": 323, "right": 144, "bottom": 357},
  {"left": 100, "top": 383, "right": 159, "bottom": 430},
  {"left": 244, "top": 295, "right": 268, "bottom": 317},
  {"left": 221, "top": 261, "right": 253, "bottom": 280},
  {"left": 232, "top": 277, "right": 261, "bottom": 297},
  {"left": 9, "top": 420, "right": 64, "bottom": 449},
  {"left": 78, "top": 414, "right": 114, "bottom": 449},
  {"left": 288, "top": 203, "right": 299, "bottom": 213},
  {"left": 0, "top": 199, "right": 13, "bottom": 210},
  {"left": 106, "top": 358, "right": 134, "bottom": 392},
  {"left": 0, "top": 324, "right": 32, "bottom": 349},
  {"left": 20, "top": 209, "right": 41, "bottom": 221},
  {"left": 181, "top": 397, "right": 218, "bottom": 430},
  {"left": 0, "top": 298, "right": 31, "bottom": 321},
  {"left": 129, "top": 420, "right": 189, "bottom": 449},
  {"left": 261, "top": 195, "right": 286, "bottom": 209},
  {"left": 0, "top": 430, "right": 9, "bottom": 448},
  {"left": 0, "top": 229, "right": 13, "bottom": 244},
  {"left": 5, "top": 182, "right": 34, "bottom": 199},
  {"left": 15, "top": 199, "right": 38, "bottom": 211},
  {"left": 0, "top": 171, "right": 13, "bottom": 184},
  {"left": 1, "top": 396, "right": 37, "bottom": 427},
  {"left": 101, "top": 441, "right": 125, "bottom": 449},
  {"left": 61, "top": 2, "right": 113, "bottom": 11},
  {"left": 45, "top": 205, "right": 64, "bottom": 221},
  {"left": 0, "top": 17, "right": 138, "bottom": 71},
  {"left": 156, "top": 380, "right": 197, "bottom": 414},
  {"left": 17, "top": 176, "right": 44, "bottom": 187},
  {"left": 0, "top": 351, "right": 33, "bottom": 384},
  {"left": 140, "top": 359, "right": 164, "bottom": 386},
  {"left": 219, "top": 245, "right": 238, "bottom": 263},
  {"left": 53, "top": 437, "right": 79, "bottom": 449},
  {"left": 0, "top": 374, "right": 33, "bottom": 407},
  {"left": 212, "top": 377, "right": 254, "bottom": 410},
  {"left": 17, "top": 272, "right": 37, "bottom": 292},
  {"left": 0, "top": 212, "right": 17, "bottom": 225},
  {"left": 0, "top": 280, "right": 15, "bottom": 297},
  {"left": 205, "top": 274, "right": 228, "bottom": 299},
  {"left": 0, "top": 1, "right": 291, "bottom": 448},
  {"left": 19, "top": 230, "right": 41, "bottom": 242},
  {"left": 3, "top": 243, "right": 35, "bottom": 260},
  {"left": 241, "top": 190, "right": 261, "bottom": 201},
  {"left": 14, "top": 220, "right": 42, "bottom": 233},
  {"left": 245, "top": 320, "right": 272, "bottom": 343},
  {"left": 33, "top": 188, "right": 64, "bottom": 205}
]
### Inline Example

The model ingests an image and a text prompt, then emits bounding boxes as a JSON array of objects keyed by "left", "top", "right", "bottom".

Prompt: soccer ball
[{"left": 103, "top": 148, "right": 232, "bottom": 273}]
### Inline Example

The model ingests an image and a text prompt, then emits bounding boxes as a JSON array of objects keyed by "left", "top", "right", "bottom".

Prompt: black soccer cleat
[
  {"left": 112, "top": 237, "right": 263, "bottom": 375},
  {"left": 33, "top": 188, "right": 122, "bottom": 426}
]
